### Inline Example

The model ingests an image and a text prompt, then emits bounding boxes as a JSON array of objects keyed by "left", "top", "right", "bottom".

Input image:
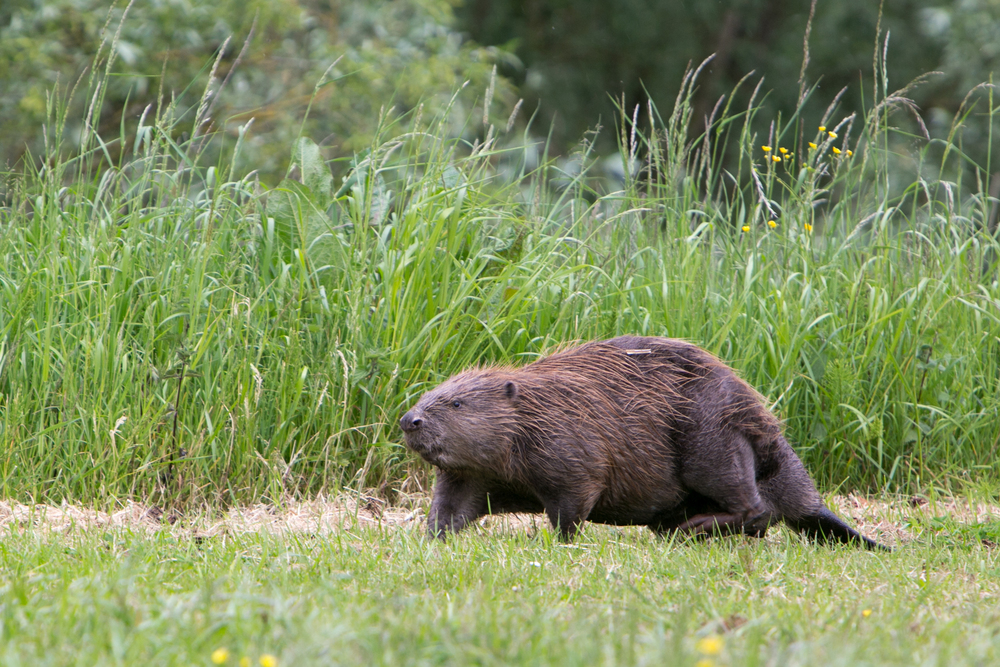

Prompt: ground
[
  {"left": 1, "top": 494, "right": 998, "bottom": 666},
  {"left": 1, "top": 493, "right": 988, "bottom": 544}
]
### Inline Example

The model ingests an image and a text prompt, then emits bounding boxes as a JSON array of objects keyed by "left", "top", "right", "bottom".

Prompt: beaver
[{"left": 399, "top": 336, "right": 886, "bottom": 550}]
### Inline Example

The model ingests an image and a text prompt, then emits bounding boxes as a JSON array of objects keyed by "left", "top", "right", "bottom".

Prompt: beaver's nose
[{"left": 400, "top": 410, "right": 423, "bottom": 432}]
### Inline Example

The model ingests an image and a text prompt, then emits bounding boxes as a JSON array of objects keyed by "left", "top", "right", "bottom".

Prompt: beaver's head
[{"left": 400, "top": 370, "right": 520, "bottom": 471}]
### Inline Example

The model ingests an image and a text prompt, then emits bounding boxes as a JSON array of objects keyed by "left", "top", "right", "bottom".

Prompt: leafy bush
[{"left": 0, "top": 0, "right": 510, "bottom": 180}]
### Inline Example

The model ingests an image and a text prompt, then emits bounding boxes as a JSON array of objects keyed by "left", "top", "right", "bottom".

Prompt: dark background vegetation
[
  {"left": 2, "top": 0, "right": 999, "bottom": 180},
  {"left": 459, "top": 0, "right": 995, "bottom": 151}
]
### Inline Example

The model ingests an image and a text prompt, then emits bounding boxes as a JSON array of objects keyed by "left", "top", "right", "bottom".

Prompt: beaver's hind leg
[{"left": 674, "top": 429, "right": 777, "bottom": 538}]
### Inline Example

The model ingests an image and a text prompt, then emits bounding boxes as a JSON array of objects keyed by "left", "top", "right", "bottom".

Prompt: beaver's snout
[{"left": 400, "top": 410, "right": 423, "bottom": 433}]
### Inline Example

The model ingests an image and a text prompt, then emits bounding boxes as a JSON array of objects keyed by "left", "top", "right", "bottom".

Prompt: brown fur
[{"left": 400, "top": 336, "right": 886, "bottom": 549}]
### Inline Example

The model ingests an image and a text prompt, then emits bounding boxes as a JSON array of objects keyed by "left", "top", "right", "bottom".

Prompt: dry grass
[{"left": 3, "top": 493, "right": 996, "bottom": 549}]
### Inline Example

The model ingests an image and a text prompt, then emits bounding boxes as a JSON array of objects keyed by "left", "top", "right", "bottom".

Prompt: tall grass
[{"left": 1, "top": 47, "right": 999, "bottom": 506}]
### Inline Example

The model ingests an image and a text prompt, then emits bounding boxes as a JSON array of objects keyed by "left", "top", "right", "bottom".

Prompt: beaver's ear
[{"left": 504, "top": 380, "right": 518, "bottom": 402}]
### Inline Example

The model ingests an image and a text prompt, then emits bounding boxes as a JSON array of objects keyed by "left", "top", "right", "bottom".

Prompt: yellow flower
[
  {"left": 768, "top": 220, "right": 777, "bottom": 229},
  {"left": 828, "top": 131, "right": 837, "bottom": 139},
  {"left": 772, "top": 155, "right": 781, "bottom": 162},
  {"left": 240, "top": 658, "right": 251, "bottom": 667},
  {"left": 762, "top": 145, "right": 772, "bottom": 152},
  {"left": 818, "top": 125, "right": 826, "bottom": 132},
  {"left": 847, "top": 149, "right": 853, "bottom": 157},
  {"left": 779, "top": 147, "right": 788, "bottom": 154},
  {"left": 260, "top": 655, "right": 278, "bottom": 667},
  {"left": 695, "top": 635, "right": 724, "bottom": 656},
  {"left": 211, "top": 648, "right": 230, "bottom": 665},
  {"left": 862, "top": 609, "right": 873, "bottom": 618},
  {"left": 832, "top": 147, "right": 842, "bottom": 155},
  {"left": 808, "top": 142, "right": 817, "bottom": 149},
  {"left": 741, "top": 225, "right": 750, "bottom": 233},
  {"left": 804, "top": 223, "right": 813, "bottom": 232}
]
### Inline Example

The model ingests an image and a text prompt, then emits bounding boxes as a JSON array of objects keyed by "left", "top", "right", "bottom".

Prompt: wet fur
[{"left": 400, "top": 336, "right": 886, "bottom": 550}]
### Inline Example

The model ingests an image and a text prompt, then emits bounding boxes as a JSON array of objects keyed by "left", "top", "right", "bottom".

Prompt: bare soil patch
[{"left": 1, "top": 494, "right": 996, "bottom": 546}]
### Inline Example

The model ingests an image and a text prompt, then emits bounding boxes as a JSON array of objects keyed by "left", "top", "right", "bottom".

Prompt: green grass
[
  {"left": 1, "top": 49, "right": 1000, "bottom": 506},
  {"left": 1, "top": 502, "right": 999, "bottom": 666}
]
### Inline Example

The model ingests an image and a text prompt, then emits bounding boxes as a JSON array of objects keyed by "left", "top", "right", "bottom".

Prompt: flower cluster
[
  {"left": 212, "top": 648, "right": 278, "bottom": 667},
  {"left": 742, "top": 219, "right": 780, "bottom": 235},
  {"left": 762, "top": 124, "right": 853, "bottom": 165},
  {"left": 749, "top": 123, "right": 854, "bottom": 241},
  {"left": 761, "top": 145, "right": 785, "bottom": 163}
]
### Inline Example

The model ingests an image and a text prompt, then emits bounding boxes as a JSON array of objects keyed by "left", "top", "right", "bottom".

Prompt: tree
[
  {"left": 0, "top": 0, "right": 510, "bottom": 180},
  {"left": 458, "top": 0, "right": 992, "bottom": 155}
]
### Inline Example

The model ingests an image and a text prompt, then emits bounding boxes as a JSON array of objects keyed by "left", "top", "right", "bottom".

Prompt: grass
[
  {"left": 1, "top": 35, "right": 1000, "bottom": 508},
  {"left": 1, "top": 498, "right": 999, "bottom": 666},
  {"left": 3, "top": 18, "right": 1000, "bottom": 667}
]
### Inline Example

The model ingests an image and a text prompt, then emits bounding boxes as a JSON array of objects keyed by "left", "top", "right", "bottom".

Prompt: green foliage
[
  {"left": 0, "top": 0, "right": 509, "bottom": 180},
  {"left": 924, "top": 0, "right": 1000, "bottom": 97}
]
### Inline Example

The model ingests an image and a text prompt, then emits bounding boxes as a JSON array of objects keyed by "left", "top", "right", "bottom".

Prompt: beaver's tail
[{"left": 788, "top": 507, "right": 890, "bottom": 551}]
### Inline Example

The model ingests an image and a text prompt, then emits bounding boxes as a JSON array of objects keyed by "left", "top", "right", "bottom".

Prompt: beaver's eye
[{"left": 452, "top": 400, "right": 461, "bottom": 408}]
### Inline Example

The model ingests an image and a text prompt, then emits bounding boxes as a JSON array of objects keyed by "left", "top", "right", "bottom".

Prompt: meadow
[
  {"left": 2, "top": 37, "right": 1000, "bottom": 666},
  {"left": 1, "top": 495, "right": 999, "bottom": 666}
]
